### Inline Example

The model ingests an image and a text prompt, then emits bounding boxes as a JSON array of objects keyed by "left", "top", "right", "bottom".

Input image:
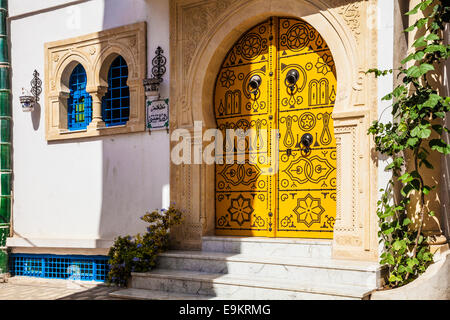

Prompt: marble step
[
  {"left": 201, "top": 236, "right": 332, "bottom": 259},
  {"left": 130, "top": 269, "right": 374, "bottom": 300},
  {"left": 156, "top": 250, "right": 383, "bottom": 288},
  {"left": 109, "top": 288, "right": 217, "bottom": 300}
]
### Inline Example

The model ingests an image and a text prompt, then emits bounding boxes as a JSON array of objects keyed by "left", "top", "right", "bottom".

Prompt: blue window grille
[
  {"left": 102, "top": 55, "right": 130, "bottom": 126},
  {"left": 68, "top": 64, "right": 92, "bottom": 130},
  {"left": 9, "top": 254, "right": 109, "bottom": 282}
]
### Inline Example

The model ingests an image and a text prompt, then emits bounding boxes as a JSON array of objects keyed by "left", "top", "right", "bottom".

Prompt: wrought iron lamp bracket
[
  {"left": 31, "top": 70, "right": 42, "bottom": 103},
  {"left": 20, "top": 70, "right": 42, "bottom": 112},
  {"left": 144, "top": 46, "right": 167, "bottom": 98}
]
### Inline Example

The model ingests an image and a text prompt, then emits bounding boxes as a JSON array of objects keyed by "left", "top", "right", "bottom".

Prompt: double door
[{"left": 214, "top": 17, "right": 337, "bottom": 239}]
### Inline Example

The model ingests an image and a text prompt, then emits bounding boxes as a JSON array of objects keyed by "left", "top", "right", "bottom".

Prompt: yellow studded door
[{"left": 215, "top": 17, "right": 337, "bottom": 239}]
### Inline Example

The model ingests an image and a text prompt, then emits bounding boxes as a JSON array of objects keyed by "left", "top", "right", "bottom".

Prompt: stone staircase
[{"left": 110, "top": 236, "right": 385, "bottom": 300}]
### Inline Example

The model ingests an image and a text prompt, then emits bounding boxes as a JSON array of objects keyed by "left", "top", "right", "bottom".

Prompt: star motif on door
[
  {"left": 293, "top": 194, "right": 325, "bottom": 227},
  {"left": 227, "top": 194, "right": 254, "bottom": 226},
  {"left": 299, "top": 112, "right": 316, "bottom": 131}
]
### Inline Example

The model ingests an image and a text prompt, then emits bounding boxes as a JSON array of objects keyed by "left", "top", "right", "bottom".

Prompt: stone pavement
[{"left": 0, "top": 276, "right": 122, "bottom": 300}]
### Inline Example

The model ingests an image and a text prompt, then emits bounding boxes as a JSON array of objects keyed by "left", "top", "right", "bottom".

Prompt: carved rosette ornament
[{"left": 326, "top": 0, "right": 363, "bottom": 44}]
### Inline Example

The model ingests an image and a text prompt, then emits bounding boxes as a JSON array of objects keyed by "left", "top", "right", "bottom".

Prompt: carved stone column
[
  {"left": 86, "top": 86, "right": 107, "bottom": 129},
  {"left": 169, "top": 128, "right": 204, "bottom": 250},
  {"left": 331, "top": 112, "right": 379, "bottom": 261}
]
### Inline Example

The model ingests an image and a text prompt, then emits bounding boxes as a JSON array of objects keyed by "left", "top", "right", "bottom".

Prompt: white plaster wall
[
  {"left": 8, "top": 0, "right": 170, "bottom": 246},
  {"left": 377, "top": 0, "right": 394, "bottom": 195},
  {"left": 376, "top": 0, "right": 394, "bottom": 255}
]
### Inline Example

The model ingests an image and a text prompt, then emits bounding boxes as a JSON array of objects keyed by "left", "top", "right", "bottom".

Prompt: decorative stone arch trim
[
  {"left": 44, "top": 22, "right": 147, "bottom": 141},
  {"left": 169, "top": 0, "right": 379, "bottom": 261}
]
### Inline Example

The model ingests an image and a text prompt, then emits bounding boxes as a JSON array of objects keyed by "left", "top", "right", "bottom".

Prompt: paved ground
[{"left": 0, "top": 276, "right": 122, "bottom": 300}]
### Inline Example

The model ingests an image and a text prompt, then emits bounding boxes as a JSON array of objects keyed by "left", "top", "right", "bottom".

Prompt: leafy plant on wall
[
  {"left": 367, "top": 0, "right": 449, "bottom": 288},
  {"left": 107, "top": 206, "right": 183, "bottom": 287}
]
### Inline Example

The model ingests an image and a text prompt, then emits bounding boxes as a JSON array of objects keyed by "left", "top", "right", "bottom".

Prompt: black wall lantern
[{"left": 20, "top": 70, "right": 42, "bottom": 112}]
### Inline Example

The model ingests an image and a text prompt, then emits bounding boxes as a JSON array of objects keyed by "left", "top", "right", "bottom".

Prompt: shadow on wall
[{"left": 31, "top": 102, "right": 41, "bottom": 131}]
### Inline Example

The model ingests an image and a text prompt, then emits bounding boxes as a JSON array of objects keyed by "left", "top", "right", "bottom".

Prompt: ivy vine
[{"left": 367, "top": 0, "right": 449, "bottom": 288}]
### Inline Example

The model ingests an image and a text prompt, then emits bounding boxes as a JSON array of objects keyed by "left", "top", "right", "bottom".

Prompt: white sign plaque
[{"left": 146, "top": 98, "right": 169, "bottom": 131}]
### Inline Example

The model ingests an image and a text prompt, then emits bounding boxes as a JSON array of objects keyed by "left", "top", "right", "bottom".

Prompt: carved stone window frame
[{"left": 44, "top": 22, "right": 147, "bottom": 141}]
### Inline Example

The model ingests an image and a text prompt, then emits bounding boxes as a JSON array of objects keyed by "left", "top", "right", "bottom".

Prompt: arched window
[
  {"left": 102, "top": 56, "right": 130, "bottom": 126},
  {"left": 68, "top": 64, "right": 92, "bottom": 130}
]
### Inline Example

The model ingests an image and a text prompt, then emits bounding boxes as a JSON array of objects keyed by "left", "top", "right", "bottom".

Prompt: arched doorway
[{"left": 214, "top": 17, "right": 337, "bottom": 239}]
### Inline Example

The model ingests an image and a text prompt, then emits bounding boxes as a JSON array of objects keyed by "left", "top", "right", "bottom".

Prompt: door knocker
[
  {"left": 248, "top": 74, "right": 262, "bottom": 99},
  {"left": 300, "top": 133, "right": 314, "bottom": 156}
]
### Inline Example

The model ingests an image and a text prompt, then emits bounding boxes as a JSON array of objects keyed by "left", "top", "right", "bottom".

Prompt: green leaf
[
  {"left": 406, "top": 65, "right": 421, "bottom": 78},
  {"left": 425, "top": 44, "right": 446, "bottom": 54},
  {"left": 386, "top": 254, "right": 395, "bottom": 265},
  {"left": 419, "top": 0, "right": 433, "bottom": 10},
  {"left": 382, "top": 92, "right": 393, "bottom": 101},
  {"left": 416, "top": 18, "right": 428, "bottom": 29},
  {"left": 407, "top": 63, "right": 435, "bottom": 78},
  {"left": 402, "top": 218, "right": 412, "bottom": 226},
  {"left": 423, "top": 93, "right": 441, "bottom": 108},
  {"left": 423, "top": 252, "right": 433, "bottom": 261},
  {"left": 392, "top": 85, "right": 406, "bottom": 98},
  {"left": 418, "top": 235, "right": 424, "bottom": 245},
  {"left": 399, "top": 173, "right": 412, "bottom": 183},
  {"left": 423, "top": 185, "right": 431, "bottom": 195},
  {"left": 407, "top": 137, "right": 419, "bottom": 147},
  {"left": 406, "top": 2, "right": 423, "bottom": 15},
  {"left": 411, "top": 124, "right": 431, "bottom": 139},
  {"left": 419, "top": 63, "right": 435, "bottom": 75},
  {"left": 402, "top": 51, "right": 425, "bottom": 65},
  {"left": 393, "top": 240, "right": 405, "bottom": 251},
  {"left": 388, "top": 274, "right": 398, "bottom": 283},
  {"left": 425, "top": 33, "right": 440, "bottom": 41},
  {"left": 429, "top": 139, "right": 450, "bottom": 154},
  {"left": 404, "top": 24, "right": 415, "bottom": 32},
  {"left": 412, "top": 36, "right": 427, "bottom": 48}
]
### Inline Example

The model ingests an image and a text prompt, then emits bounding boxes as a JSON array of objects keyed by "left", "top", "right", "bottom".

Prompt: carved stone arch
[
  {"left": 93, "top": 45, "right": 137, "bottom": 88},
  {"left": 53, "top": 51, "right": 92, "bottom": 95},
  {"left": 92, "top": 45, "right": 142, "bottom": 127},
  {"left": 182, "top": 0, "right": 360, "bottom": 127},
  {"left": 170, "top": 0, "right": 379, "bottom": 261}
]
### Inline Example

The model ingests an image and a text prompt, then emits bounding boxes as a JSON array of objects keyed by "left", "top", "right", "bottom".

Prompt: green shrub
[{"left": 107, "top": 206, "right": 183, "bottom": 287}]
